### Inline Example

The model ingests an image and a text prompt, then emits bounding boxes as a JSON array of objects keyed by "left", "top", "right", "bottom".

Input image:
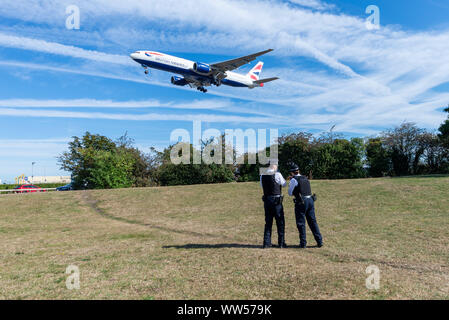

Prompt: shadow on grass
[
  {"left": 163, "top": 243, "right": 323, "bottom": 249},
  {"left": 164, "top": 243, "right": 261, "bottom": 249}
]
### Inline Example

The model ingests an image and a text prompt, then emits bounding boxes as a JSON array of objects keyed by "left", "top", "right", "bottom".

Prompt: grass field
[{"left": 0, "top": 176, "right": 448, "bottom": 300}]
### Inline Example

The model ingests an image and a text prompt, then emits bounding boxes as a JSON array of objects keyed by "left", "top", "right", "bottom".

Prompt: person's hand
[{"left": 287, "top": 175, "right": 292, "bottom": 180}]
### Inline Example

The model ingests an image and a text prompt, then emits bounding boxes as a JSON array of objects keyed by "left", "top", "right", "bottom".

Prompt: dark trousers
[
  {"left": 295, "top": 197, "right": 322, "bottom": 247},
  {"left": 263, "top": 196, "right": 285, "bottom": 246}
]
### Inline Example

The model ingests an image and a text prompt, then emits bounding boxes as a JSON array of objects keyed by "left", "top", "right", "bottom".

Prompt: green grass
[{"left": 0, "top": 176, "right": 448, "bottom": 299}]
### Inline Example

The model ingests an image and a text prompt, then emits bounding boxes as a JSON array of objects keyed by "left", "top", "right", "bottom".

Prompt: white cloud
[
  {"left": 0, "top": 108, "right": 285, "bottom": 125},
  {"left": 0, "top": 98, "right": 236, "bottom": 110},
  {"left": 0, "top": 98, "right": 164, "bottom": 108},
  {"left": 0, "top": 32, "right": 133, "bottom": 65}
]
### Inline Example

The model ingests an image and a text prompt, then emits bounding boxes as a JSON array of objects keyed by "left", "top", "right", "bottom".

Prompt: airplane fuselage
[{"left": 130, "top": 51, "right": 257, "bottom": 89}]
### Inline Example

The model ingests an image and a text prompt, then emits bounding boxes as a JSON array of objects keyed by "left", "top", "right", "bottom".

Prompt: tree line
[{"left": 58, "top": 106, "right": 449, "bottom": 189}]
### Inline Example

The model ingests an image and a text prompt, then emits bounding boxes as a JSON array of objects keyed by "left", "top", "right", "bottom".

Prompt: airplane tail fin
[{"left": 247, "top": 62, "right": 264, "bottom": 81}]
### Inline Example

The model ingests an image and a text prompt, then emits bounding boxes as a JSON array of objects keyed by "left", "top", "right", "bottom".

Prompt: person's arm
[
  {"left": 288, "top": 178, "right": 297, "bottom": 196},
  {"left": 260, "top": 175, "right": 263, "bottom": 188},
  {"left": 276, "top": 172, "right": 287, "bottom": 187}
]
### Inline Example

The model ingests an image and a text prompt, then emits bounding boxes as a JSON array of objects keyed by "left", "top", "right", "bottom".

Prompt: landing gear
[
  {"left": 141, "top": 65, "right": 149, "bottom": 75},
  {"left": 197, "top": 87, "right": 207, "bottom": 93},
  {"left": 212, "top": 72, "right": 225, "bottom": 86}
]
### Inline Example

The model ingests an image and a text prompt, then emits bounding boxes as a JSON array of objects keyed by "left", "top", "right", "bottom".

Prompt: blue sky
[{"left": 0, "top": 0, "right": 448, "bottom": 183}]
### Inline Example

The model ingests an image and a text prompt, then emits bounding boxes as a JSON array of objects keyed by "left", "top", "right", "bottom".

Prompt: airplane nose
[{"left": 130, "top": 53, "right": 138, "bottom": 60}]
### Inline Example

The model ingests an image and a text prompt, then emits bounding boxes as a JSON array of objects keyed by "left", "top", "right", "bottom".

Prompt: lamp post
[{"left": 32, "top": 162, "right": 36, "bottom": 184}]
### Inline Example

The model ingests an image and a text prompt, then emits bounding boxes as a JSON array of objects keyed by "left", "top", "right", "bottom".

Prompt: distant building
[
  {"left": 14, "top": 174, "right": 71, "bottom": 185},
  {"left": 29, "top": 176, "right": 72, "bottom": 184}
]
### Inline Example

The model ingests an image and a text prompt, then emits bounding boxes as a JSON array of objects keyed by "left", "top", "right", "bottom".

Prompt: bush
[
  {"left": 312, "top": 139, "right": 365, "bottom": 179},
  {"left": 86, "top": 150, "right": 135, "bottom": 189}
]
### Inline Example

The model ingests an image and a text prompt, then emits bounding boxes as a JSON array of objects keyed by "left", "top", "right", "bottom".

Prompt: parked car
[
  {"left": 13, "top": 184, "right": 45, "bottom": 193},
  {"left": 56, "top": 183, "right": 73, "bottom": 191}
]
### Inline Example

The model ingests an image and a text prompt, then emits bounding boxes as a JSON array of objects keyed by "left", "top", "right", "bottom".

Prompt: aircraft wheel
[{"left": 144, "top": 70, "right": 149, "bottom": 75}]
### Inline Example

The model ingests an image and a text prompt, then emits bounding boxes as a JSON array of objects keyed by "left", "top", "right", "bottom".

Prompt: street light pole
[{"left": 32, "top": 162, "right": 36, "bottom": 184}]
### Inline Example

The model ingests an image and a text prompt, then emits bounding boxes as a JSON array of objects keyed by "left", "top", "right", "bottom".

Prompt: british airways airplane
[{"left": 130, "top": 49, "right": 279, "bottom": 93}]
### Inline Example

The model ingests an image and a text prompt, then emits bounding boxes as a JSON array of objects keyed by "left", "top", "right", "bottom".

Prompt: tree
[
  {"left": 58, "top": 132, "right": 154, "bottom": 189},
  {"left": 58, "top": 132, "right": 117, "bottom": 189},
  {"left": 157, "top": 142, "right": 235, "bottom": 186},
  {"left": 350, "top": 137, "right": 367, "bottom": 177},
  {"left": 382, "top": 122, "right": 426, "bottom": 175},
  {"left": 438, "top": 105, "right": 449, "bottom": 146},
  {"left": 366, "top": 138, "right": 390, "bottom": 177},
  {"left": 116, "top": 133, "right": 162, "bottom": 187},
  {"left": 420, "top": 132, "right": 449, "bottom": 174},
  {"left": 278, "top": 133, "right": 313, "bottom": 178},
  {"left": 312, "top": 139, "right": 364, "bottom": 179},
  {"left": 235, "top": 152, "right": 262, "bottom": 182}
]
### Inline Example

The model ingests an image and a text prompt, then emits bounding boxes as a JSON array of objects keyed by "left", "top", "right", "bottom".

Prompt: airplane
[{"left": 129, "top": 49, "right": 279, "bottom": 93}]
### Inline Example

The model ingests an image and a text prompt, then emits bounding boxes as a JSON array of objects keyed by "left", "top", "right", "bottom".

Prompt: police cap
[{"left": 288, "top": 163, "right": 300, "bottom": 172}]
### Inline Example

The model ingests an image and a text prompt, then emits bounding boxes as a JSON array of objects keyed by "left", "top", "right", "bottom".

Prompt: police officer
[
  {"left": 260, "top": 159, "right": 287, "bottom": 248},
  {"left": 287, "top": 164, "right": 323, "bottom": 248}
]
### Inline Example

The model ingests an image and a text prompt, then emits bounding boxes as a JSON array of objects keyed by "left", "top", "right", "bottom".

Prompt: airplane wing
[
  {"left": 211, "top": 49, "right": 274, "bottom": 72},
  {"left": 183, "top": 76, "right": 210, "bottom": 88}
]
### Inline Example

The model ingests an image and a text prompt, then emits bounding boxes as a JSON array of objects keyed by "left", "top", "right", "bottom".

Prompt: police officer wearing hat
[
  {"left": 260, "top": 159, "right": 287, "bottom": 248},
  {"left": 287, "top": 163, "right": 323, "bottom": 248}
]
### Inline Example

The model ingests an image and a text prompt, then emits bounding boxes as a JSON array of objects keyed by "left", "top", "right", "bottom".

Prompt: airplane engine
[
  {"left": 193, "top": 62, "right": 211, "bottom": 74},
  {"left": 171, "top": 76, "right": 188, "bottom": 86}
]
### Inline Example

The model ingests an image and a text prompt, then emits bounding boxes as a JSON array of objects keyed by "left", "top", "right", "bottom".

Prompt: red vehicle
[{"left": 13, "top": 184, "right": 46, "bottom": 193}]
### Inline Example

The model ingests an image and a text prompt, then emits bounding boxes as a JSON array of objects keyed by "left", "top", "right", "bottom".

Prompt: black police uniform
[
  {"left": 261, "top": 174, "right": 286, "bottom": 248},
  {"left": 291, "top": 175, "right": 323, "bottom": 248}
]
